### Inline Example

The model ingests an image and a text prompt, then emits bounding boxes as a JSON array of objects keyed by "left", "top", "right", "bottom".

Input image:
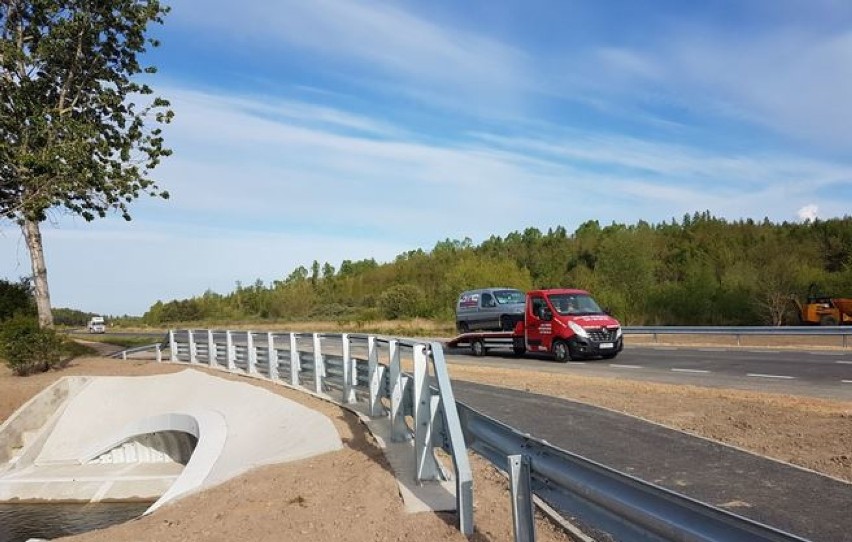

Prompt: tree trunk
[{"left": 21, "top": 218, "right": 54, "bottom": 328}]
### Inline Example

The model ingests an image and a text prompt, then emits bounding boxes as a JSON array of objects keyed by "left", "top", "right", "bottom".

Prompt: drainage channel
[{"left": 0, "top": 502, "right": 151, "bottom": 542}]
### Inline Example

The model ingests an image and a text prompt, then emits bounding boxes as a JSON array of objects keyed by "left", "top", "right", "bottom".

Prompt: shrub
[
  {"left": 378, "top": 284, "right": 426, "bottom": 320},
  {"left": 0, "top": 315, "right": 63, "bottom": 376}
]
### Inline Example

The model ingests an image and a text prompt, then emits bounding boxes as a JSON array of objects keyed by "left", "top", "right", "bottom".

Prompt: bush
[
  {"left": 0, "top": 278, "right": 35, "bottom": 321},
  {"left": 0, "top": 315, "right": 64, "bottom": 376},
  {"left": 378, "top": 284, "right": 425, "bottom": 320}
]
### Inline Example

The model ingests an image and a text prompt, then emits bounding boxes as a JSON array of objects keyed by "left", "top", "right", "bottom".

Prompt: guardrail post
[
  {"left": 736, "top": 333, "right": 741, "bottom": 347},
  {"left": 247, "top": 331, "right": 257, "bottom": 373},
  {"left": 207, "top": 330, "right": 216, "bottom": 366},
  {"left": 155, "top": 343, "right": 162, "bottom": 363},
  {"left": 342, "top": 334, "right": 355, "bottom": 404},
  {"left": 289, "top": 333, "right": 300, "bottom": 386},
  {"left": 121, "top": 350, "right": 127, "bottom": 361},
  {"left": 389, "top": 340, "right": 409, "bottom": 442},
  {"left": 414, "top": 344, "right": 442, "bottom": 481},
  {"left": 312, "top": 333, "right": 324, "bottom": 394},
  {"left": 509, "top": 454, "right": 536, "bottom": 542},
  {"left": 267, "top": 332, "right": 279, "bottom": 380},
  {"left": 367, "top": 336, "right": 382, "bottom": 416},
  {"left": 188, "top": 330, "right": 197, "bottom": 364},
  {"left": 226, "top": 330, "right": 236, "bottom": 371},
  {"left": 169, "top": 330, "right": 177, "bottom": 362}
]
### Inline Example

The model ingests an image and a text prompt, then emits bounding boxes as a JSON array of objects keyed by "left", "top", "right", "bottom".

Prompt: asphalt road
[
  {"left": 453, "top": 380, "right": 851, "bottom": 542},
  {"left": 444, "top": 344, "right": 852, "bottom": 400}
]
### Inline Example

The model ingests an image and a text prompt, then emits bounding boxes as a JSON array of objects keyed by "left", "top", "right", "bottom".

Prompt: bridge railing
[
  {"left": 115, "top": 328, "right": 816, "bottom": 541},
  {"left": 165, "top": 329, "right": 473, "bottom": 536}
]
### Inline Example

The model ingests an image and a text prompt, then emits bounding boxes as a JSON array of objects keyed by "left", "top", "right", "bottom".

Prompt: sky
[{"left": 2, "top": 0, "right": 851, "bottom": 316}]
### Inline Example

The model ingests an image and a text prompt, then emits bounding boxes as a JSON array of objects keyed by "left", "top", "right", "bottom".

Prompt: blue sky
[{"left": 2, "top": 0, "right": 851, "bottom": 316}]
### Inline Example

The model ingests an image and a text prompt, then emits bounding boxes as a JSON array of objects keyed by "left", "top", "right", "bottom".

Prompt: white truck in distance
[{"left": 88, "top": 316, "right": 106, "bottom": 334}]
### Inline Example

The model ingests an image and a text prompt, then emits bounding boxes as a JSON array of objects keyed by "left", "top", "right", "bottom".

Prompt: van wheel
[
  {"left": 500, "top": 315, "right": 514, "bottom": 331},
  {"left": 471, "top": 339, "right": 486, "bottom": 357},
  {"left": 553, "top": 340, "right": 570, "bottom": 362},
  {"left": 458, "top": 322, "right": 470, "bottom": 334}
]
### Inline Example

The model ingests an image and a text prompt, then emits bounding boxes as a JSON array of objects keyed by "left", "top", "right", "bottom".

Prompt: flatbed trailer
[{"left": 445, "top": 331, "right": 525, "bottom": 357}]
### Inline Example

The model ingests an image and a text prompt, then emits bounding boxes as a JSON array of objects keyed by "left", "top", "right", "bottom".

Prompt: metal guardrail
[
  {"left": 163, "top": 329, "right": 473, "bottom": 536},
  {"left": 111, "top": 328, "right": 819, "bottom": 541},
  {"left": 625, "top": 325, "right": 850, "bottom": 347},
  {"left": 458, "top": 404, "right": 809, "bottom": 542}
]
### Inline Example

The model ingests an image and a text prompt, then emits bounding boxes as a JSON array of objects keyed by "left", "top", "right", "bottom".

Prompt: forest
[{"left": 140, "top": 213, "right": 852, "bottom": 327}]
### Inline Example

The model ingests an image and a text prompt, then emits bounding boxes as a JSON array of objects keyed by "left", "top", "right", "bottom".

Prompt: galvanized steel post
[
  {"left": 155, "top": 343, "right": 162, "bottom": 363},
  {"left": 312, "top": 333, "right": 323, "bottom": 394},
  {"left": 247, "top": 331, "right": 257, "bottom": 373},
  {"left": 367, "top": 336, "right": 382, "bottom": 416},
  {"left": 226, "top": 330, "right": 236, "bottom": 371},
  {"left": 267, "top": 332, "right": 279, "bottom": 380},
  {"left": 207, "top": 330, "right": 216, "bottom": 366},
  {"left": 414, "top": 344, "right": 442, "bottom": 481},
  {"left": 342, "top": 334, "right": 355, "bottom": 404},
  {"left": 509, "top": 454, "right": 536, "bottom": 542},
  {"left": 169, "top": 330, "right": 177, "bottom": 362},
  {"left": 289, "top": 333, "right": 300, "bottom": 386},
  {"left": 389, "top": 340, "right": 408, "bottom": 442},
  {"left": 188, "top": 330, "right": 197, "bottom": 364}
]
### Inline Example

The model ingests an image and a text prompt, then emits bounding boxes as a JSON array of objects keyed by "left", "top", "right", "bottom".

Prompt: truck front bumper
[{"left": 568, "top": 336, "right": 623, "bottom": 359}]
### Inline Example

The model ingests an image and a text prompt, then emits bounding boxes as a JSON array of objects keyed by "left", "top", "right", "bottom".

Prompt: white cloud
[{"left": 797, "top": 204, "right": 819, "bottom": 221}]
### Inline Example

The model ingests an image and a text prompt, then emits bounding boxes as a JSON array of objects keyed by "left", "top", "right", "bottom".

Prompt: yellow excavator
[{"left": 792, "top": 284, "right": 852, "bottom": 325}]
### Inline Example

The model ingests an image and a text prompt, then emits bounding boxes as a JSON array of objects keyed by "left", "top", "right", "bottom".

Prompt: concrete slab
[{"left": 0, "top": 369, "right": 342, "bottom": 511}]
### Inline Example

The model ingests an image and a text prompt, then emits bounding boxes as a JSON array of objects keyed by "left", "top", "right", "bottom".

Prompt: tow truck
[{"left": 445, "top": 288, "right": 623, "bottom": 361}]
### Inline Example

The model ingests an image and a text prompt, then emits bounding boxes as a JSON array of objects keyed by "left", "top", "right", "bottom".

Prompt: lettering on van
[
  {"left": 539, "top": 323, "right": 552, "bottom": 335},
  {"left": 459, "top": 293, "right": 479, "bottom": 308}
]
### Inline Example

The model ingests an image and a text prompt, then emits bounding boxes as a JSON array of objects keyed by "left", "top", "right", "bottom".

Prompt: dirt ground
[{"left": 1, "top": 347, "right": 850, "bottom": 541}]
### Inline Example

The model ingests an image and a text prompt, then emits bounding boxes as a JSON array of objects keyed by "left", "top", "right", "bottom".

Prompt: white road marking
[
  {"left": 747, "top": 373, "right": 795, "bottom": 380},
  {"left": 568, "top": 362, "right": 587, "bottom": 365},
  {"left": 698, "top": 348, "right": 726, "bottom": 352},
  {"left": 610, "top": 364, "right": 642, "bottom": 369},
  {"left": 747, "top": 350, "right": 779, "bottom": 354},
  {"left": 671, "top": 368, "right": 710, "bottom": 374},
  {"left": 812, "top": 352, "right": 846, "bottom": 356},
  {"left": 836, "top": 360, "right": 852, "bottom": 365},
  {"left": 842, "top": 380, "right": 852, "bottom": 384}
]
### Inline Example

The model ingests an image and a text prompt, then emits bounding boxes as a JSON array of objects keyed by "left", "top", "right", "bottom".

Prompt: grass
[{"left": 107, "top": 318, "right": 458, "bottom": 339}]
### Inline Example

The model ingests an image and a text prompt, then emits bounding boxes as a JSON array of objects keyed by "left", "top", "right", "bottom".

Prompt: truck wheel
[
  {"left": 820, "top": 315, "right": 838, "bottom": 326},
  {"left": 471, "top": 339, "right": 486, "bottom": 357},
  {"left": 458, "top": 322, "right": 470, "bottom": 334},
  {"left": 500, "top": 315, "right": 513, "bottom": 331},
  {"left": 553, "top": 340, "right": 570, "bottom": 362}
]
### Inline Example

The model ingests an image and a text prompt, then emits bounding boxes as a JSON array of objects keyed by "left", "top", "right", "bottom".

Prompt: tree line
[{"left": 141, "top": 213, "right": 852, "bottom": 326}]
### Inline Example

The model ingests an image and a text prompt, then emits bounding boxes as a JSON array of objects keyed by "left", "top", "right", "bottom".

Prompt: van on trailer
[{"left": 455, "top": 287, "right": 526, "bottom": 333}]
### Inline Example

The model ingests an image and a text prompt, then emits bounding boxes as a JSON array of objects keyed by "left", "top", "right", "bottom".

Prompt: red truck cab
[{"left": 517, "top": 289, "right": 622, "bottom": 361}]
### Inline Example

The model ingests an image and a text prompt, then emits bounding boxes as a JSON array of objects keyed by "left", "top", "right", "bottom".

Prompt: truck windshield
[
  {"left": 548, "top": 294, "right": 604, "bottom": 316},
  {"left": 494, "top": 290, "right": 525, "bottom": 304}
]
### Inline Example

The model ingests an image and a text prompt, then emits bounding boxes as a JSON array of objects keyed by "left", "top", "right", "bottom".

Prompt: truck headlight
[{"left": 568, "top": 321, "right": 589, "bottom": 338}]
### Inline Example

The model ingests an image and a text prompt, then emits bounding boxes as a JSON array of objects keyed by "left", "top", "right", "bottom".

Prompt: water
[{"left": 0, "top": 502, "right": 151, "bottom": 542}]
